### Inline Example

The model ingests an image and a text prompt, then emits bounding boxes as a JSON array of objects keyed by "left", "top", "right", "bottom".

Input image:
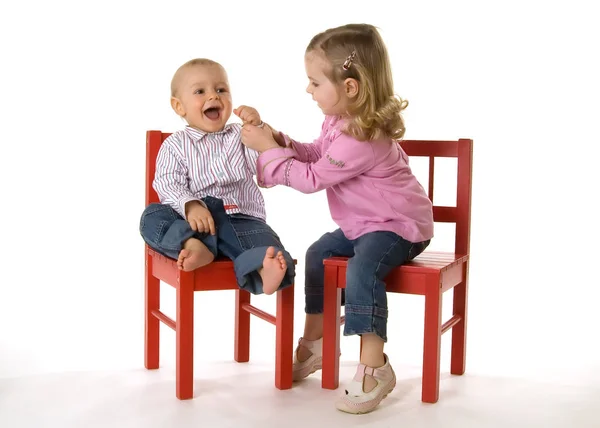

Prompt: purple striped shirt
[{"left": 153, "top": 124, "right": 266, "bottom": 220}]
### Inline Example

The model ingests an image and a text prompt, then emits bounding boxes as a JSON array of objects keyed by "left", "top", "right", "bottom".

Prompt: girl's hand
[
  {"left": 241, "top": 123, "right": 280, "bottom": 153},
  {"left": 233, "top": 105, "right": 261, "bottom": 126}
]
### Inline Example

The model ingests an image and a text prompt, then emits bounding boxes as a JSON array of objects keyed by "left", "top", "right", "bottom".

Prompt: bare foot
[
  {"left": 177, "top": 238, "right": 214, "bottom": 271},
  {"left": 258, "top": 246, "right": 287, "bottom": 295}
]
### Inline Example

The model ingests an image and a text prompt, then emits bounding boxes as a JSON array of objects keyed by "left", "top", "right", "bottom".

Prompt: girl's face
[{"left": 304, "top": 52, "right": 350, "bottom": 116}]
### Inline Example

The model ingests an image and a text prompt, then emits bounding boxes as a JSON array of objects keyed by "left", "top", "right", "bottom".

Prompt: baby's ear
[
  {"left": 171, "top": 97, "right": 185, "bottom": 117},
  {"left": 344, "top": 78, "right": 359, "bottom": 98}
]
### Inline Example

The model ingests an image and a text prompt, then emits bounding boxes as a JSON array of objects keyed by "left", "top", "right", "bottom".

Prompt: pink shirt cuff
[{"left": 256, "top": 147, "right": 296, "bottom": 187}]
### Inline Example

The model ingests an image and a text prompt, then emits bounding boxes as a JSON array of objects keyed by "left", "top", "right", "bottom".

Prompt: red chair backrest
[
  {"left": 145, "top": 131, "right": 171, "bottom": 205},
  {"left": 399, "top": 139, "right": 473, "bottom": 256}
]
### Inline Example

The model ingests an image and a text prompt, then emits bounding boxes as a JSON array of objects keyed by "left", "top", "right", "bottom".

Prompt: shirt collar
[{"left": 184, "top": 123, "right": 238, "bottom": 142}]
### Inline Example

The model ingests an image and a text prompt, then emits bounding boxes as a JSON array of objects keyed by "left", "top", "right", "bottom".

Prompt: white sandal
[
  {"left": 335, "top": 354, "right": 396, "bottom": 414},
  {"left": 292, "top": 337, "right": 323, "bottom": 381}
]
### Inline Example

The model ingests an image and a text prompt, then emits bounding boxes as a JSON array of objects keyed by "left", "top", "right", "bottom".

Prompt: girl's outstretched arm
[
  {"left": 256, "top": 132, "right": 375, "bottom": 193},
  {"left": 270, "top": 117, "right": 336, "bottom": 163},
  {"left": 258, "top": 116, "right": 338, "bottom": 164}
]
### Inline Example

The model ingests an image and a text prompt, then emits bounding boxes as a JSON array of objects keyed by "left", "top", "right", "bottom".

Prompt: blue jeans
[
  {"left": 139, "top": 197, "right": 295, "bottom": 295},
  {"left": 305, "top": 229, "right": 430, "bottom": 342}
]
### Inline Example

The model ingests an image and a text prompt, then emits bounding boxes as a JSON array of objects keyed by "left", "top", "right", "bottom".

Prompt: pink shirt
[
  {"left": 257, "top": 116, "right": 434, "bottom": 242},
  {"left": 154, "top": 124, "right": 265, "bottom": 220}
]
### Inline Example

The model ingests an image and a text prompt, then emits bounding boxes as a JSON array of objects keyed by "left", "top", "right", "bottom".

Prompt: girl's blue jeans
[{"left": 305, "top": 229, "right": 429, "bottom": 342}]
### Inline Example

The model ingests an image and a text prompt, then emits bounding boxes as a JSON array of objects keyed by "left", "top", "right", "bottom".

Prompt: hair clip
[{"left": 342, "top": 51, "right": 356, "bottom": 70}]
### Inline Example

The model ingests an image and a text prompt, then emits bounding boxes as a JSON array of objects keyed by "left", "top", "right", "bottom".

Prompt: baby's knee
[
  {"left": 141, "top": 203, "right": 179, "bottom": 222},
  {"left": 140, "top": 204, "right": 173, "bottom": 234}
]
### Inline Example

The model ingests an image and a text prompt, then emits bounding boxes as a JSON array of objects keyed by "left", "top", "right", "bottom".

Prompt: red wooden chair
[
  {"left": 144, "top": 130, "right": 295, "bottom": 399},
  {"left": 321, "top": 138, "right": 473, "bottom": 403}
]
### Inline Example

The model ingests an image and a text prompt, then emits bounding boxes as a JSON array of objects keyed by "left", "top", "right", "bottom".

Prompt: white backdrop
[{"left": 1, "top": 0, "right": 598, "bottom": 384}]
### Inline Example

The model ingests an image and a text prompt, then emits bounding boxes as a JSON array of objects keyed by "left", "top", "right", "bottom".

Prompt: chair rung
[
  {"left": 441, "top": 314, "right": 462, "bottom": 334},
  {"left": 151, "top": 309, "right": 176, "bottom": 331},
  {"left": 241, "top": 303, "right": 276, "bottom": 325},
  {"left": 151, "top": 304, "right": 283, "bottom": 330}
]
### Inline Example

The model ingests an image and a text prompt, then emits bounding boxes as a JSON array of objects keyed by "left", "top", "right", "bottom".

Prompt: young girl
[{"left": 240, "top": 24, "right": 434, "bottom": 413}]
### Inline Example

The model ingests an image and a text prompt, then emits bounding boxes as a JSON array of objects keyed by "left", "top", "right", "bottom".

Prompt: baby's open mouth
[{"left": 204, "top": 107, "right": 221, "bottom": 120}]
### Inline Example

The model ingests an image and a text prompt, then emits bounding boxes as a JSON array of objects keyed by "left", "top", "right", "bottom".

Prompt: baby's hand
[
  {"left": 234, "top": 105, "right": 261, "bottom": 126},
  {"left": 185, "top": 201, "right": 216, "bottom": 235}
]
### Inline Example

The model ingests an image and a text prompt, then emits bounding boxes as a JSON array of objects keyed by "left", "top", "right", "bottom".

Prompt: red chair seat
[{"left": 323, "top": 252, "right": 468, "bottom": 294}]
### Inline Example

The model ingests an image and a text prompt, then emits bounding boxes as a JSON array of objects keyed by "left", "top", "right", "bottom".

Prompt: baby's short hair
[{"left": 170, "top": 58, "right": 223, "bottom": 97}]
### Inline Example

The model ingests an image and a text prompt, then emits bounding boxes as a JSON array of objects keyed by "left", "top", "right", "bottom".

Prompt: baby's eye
[
  {"left": 194, "top": 89, "right": 205, "bottom": 94},
  {"left": 312, "top": 82, "right": 319, "bottom": 88},
  {"left": 217, "top": 88, "right": 228, "bottom": 93}
]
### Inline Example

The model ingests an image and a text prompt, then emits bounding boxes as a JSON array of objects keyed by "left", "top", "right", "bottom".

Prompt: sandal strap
[
  {"left": 352, "top": 355, "right": 394, "bottom": 383},
  {"left": 298, "top": 337, "right": 320, "bottom": 350},
  {"left": 352, "top": 364, "right": 387, "bottom": 381}
]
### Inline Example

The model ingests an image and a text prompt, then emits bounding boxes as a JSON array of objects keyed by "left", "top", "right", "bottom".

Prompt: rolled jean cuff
[{"left": 343, "top": 303, "right": 388, "bottom": 342}]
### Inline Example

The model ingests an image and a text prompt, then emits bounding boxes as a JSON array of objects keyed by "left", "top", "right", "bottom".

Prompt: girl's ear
[
  {"left": 344, "top": 78, "right": 359, "bottom": 98},
  {"left": 171, "top": 97, "right": 186, "bottom": 117}
]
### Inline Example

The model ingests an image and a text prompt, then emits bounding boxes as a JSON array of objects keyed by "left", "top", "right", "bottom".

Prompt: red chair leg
[
  {"left": 176, "top": 270, "right": 195, "bottom": 400},
  {"left": 275, "top": 284, "right": 294, "bottom": 389},
  {"left": 145, "top": 249, "right": 160, "bottom": 370},
  {"left": 322, "top": 265, "right": 341, "bottom": 390},
  {"left": 234, "top": 289, "right": 251, "bottom": 363},
  {"left": 422, "top": 275, "right": 442, "bottom": 403},
  {"left": 451, "top": 262, "right": 468, "bottom": 375}
]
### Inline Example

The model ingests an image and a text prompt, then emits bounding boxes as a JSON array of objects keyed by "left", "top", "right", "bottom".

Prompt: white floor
[
  {"left": 2, "top": 240, "right": 599, "bottom": 427},
  {"left": 2, "top": 352, "right": 598, "bottom": 428},
  {"left": 3, "top": 263, "right": 599, "bottom": 428},
  {"left": 2, "top": 274, "right": 600, "bottom": 428}
]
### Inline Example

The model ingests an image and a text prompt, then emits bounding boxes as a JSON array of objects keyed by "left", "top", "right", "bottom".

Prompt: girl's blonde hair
[{"left": 307, "top": 24, "right": 408, "bottom": 141}]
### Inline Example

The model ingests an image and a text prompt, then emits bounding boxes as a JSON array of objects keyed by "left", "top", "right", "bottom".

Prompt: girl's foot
[
  {"left": 335, "top": 354, "right": 396, "bottom": 414},
  {"left": 177, "top": 238, "right": 214, "bottom": 271},
  {"left": 258, "top": 246, "right": 287, "bottom": 295},
  {"left": 293, "top": 337, "right": 323, "bottom": 381}
]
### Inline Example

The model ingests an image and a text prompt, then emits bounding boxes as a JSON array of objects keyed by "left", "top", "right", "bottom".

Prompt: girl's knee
[
  {"left": 305, "top": 234, "right": 338, "bottom": 263},
  {"left": 305, "top": 242, "right": 326, "bottom": 265}
]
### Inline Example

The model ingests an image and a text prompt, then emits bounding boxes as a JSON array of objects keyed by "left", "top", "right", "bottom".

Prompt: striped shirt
[{"left": 153, "top": 124, "right": 266, "bottom": 220}]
